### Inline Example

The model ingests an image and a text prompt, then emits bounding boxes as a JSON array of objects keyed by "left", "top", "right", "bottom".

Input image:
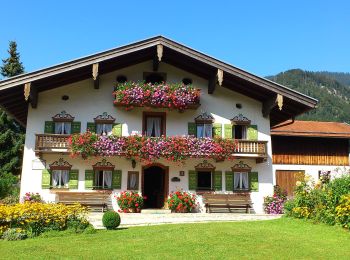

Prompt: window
[
  {"left": 194, "top": 112, "right": 214, "bottom": 138},
  {"left": 54, "top": 122, "right": 72, "bottom": 134},
  {"left": 94, "top": 170, "right": 112, "bottom": 189},
  {"left": 52, "top": 170, "right": 69, "bottom": 188},
  {"left": 197, "top": 171, "right": 212, "bottom": 190},
  {"left": 234, "top": 125, "right": 247, "bottom": 140},
  {"left": 233, "top": 172, "right": 249, "bottom": 191},
  {"left": 93, "top": 112, "right": 116, "bottom": 136},
  {"left": 96, "top": 123, "right": 113, "bottom": 135},
  {"left": 143, "top": 112, "right": 166, "bottom": 137},
  {"left": 196, "top": 124, "right": 212, "bottom": 138},
  {"left": 127, "top": 171, "right": 139, "bottom": 190}
]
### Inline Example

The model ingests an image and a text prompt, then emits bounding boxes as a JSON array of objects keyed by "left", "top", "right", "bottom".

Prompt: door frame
[{"left": 142, "top": 163, "right": 169, "bottom": 208}]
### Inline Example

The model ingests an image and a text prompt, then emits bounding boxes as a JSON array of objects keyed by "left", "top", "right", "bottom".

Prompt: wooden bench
[
  {"left": 202, "top": 193, "right": 253, "bottom": 213},
  {"left": 55, "top": 191, "right": 111, "bottom": 212}
]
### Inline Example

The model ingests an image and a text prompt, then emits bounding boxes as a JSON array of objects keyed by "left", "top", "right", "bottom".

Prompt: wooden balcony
[
  {"left": 35, "top": 134, "right": 71, "bottom": 155},
  {"left": 35, "top": 134, "right": 268, "bottom": 162}
]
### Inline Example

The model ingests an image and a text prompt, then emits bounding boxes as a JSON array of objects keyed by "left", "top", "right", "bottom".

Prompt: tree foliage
[
  {"left": 267, "top": 69, "right": 350, "bottom": 123},
  {"left": 1, "top": 41, "right": 24, "bottom": 78},
  {"left": 0, "top": 41, "right": 25, "bottom": 181}
]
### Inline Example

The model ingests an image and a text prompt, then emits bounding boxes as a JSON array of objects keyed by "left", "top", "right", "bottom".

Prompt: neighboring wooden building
[
  {"left": 0, "top": 36, "right": 317, "bottom": 213},
  {"left": 271, "top": 120, "right": 350, "bottom": 196}
]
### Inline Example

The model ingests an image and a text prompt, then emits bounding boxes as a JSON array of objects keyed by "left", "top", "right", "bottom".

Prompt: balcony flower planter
[
  {"left": 69, "top": 133, "right": 238, "bottom": 163},
  {"left": 113, "top": 81, "right": 200, "bottom": 111}
]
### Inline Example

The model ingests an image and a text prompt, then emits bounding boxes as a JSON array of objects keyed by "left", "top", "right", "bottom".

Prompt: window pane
[
  {"left": 96, "top": 124, "right": 103, "bottom": 135},
  {"left": 234, "top": 172, "right": 241, "bottom": 189},
  {"left": 64, "top": 122, "right": 71, "bottom": 134},
  {"left": 241, "top": 172, "right": 249, "bottom": 189},
  {"left": 103, "top": 171, "right": 112, "bottom": 188},
  {"left": 197, "top": 171, "right": 212, "bottom": 190},
  {"left": 54, "top": 122, "right": 64, "bottom": 134},
  {"left": 204, "top": 124, "right": 212, "bottom": 138},
  {"left": 197, "top": 125, "right": 204, "bottom": 138},
  {"left": 146, "top": 117, "right": 162, "bottom": 137},
  {"left": 52, "top": 170, "right": 60, "bottom": 187},
  {"left": 104, "top": 124, "right": 113, "bottom": 136}
]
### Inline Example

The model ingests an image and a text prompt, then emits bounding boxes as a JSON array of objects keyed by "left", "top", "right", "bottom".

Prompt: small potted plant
[
  {"left": 116, "top": 191, "right": 144, "bottom": 213},
  {"left": 23, "top": 192, "right": 43, "bottom": 203},
  {"left": 167, "top": 190, "right": 197, "bottom": 213}
]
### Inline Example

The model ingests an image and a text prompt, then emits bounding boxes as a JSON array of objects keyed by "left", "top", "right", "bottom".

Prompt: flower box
[{"left": 113, "top": 81, "right": 201, "bottom": 111}]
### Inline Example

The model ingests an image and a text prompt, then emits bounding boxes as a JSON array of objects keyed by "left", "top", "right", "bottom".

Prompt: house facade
[
  {"left": 271, "top": 120, "right": 350, "bottom": 196},
  {"left": 0, "top": 37, "right": 317, "bottom": 213}
]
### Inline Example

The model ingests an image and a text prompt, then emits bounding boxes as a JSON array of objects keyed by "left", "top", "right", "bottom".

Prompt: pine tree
[
  {"left": 1, "top": 41, "right": 24, "bottom": 78},
  {"left": 0, "top": 41, "right": 25, "bottom": 177}
]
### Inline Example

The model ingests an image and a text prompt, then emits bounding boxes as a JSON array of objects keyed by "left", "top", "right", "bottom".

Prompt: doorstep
[{"left": 141, "top": 209, "right": 171, "bottom": 214}]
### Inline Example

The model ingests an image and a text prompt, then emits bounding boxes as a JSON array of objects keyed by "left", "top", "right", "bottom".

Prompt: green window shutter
[
  {"left": 69, "top": 169, "right": 79, "bottom": 189},
  {"left": 42, "top": 169, "right": 51, "bottom": 189},
  {"left": 224, "top": 124, "right": 232, "bottom": 139},
  {"left": 44, "top": 121, "right": 54, "bottom": 134},
  {"left": 85, "top": 170, "right": 94, "bottom": 190},
  {"left": 188, "top": 170, "right": 197, "bottom": 190},
  {"left": 71, "top": 122, "right": 81, "bottom": 134},
  {"left": 112, "top": 170, "right": 122, "bottom": 189},
  {"left": 86, "top": 122, "right": 96, "bottom": 133},
  {"left": 247, "top": 125, "right": 258, "bottom": 140},
  {"left": 112, "top": 123, "right": 123, "bottom": 137},
  {"left": 214, "top": 171, "right": 222, "bottom": 191},
  {"left": 188, "top": 122, "right": 197, "bottom": 136},
  {"left": 213, "top": 123, "right": 222, "bottom": 138},
  {"left": 249, "top": 172, "right": 259, "bottom": 192},
  {"left": 225, "top": 171, "right": 233, "bottom": 191}
]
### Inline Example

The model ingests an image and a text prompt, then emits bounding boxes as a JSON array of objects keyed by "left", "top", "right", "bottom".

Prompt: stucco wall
[{"left": 20, "top": 61, "right": 273, "bottom": 213}]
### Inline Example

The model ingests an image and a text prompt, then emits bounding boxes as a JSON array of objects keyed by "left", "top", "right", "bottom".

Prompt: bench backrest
[
  {"left": 203, "top": 194, "right": 252, "bottom": 204},
  {"left": 56, "top": 192, "right": 110, "bottom": 203}
]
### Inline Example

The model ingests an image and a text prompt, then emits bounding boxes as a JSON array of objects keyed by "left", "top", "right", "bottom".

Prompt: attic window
[
  {"left": 116, "top": 75, "right": 127, "bottom": 83},
  {"left": 144, "top": 72, "right": 166, "bottom": 84},
  {"left": 182, "top": 78, "right": 192, "bottom": 85}
]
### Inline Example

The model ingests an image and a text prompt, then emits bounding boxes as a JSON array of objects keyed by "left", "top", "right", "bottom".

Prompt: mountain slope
[{"left": 267, "top": 69, "right": 350, "bottom": 123}]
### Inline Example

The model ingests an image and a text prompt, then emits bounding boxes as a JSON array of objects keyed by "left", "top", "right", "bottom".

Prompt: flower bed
[
  {"left": 116, "top": 191, "right": 144, "bottom": 213},
  {"left": 167, "top": 191, "right": 197, "bottom": 213},
  {"left": 263, "top": 186, "right": 287, "bottom": 214},
  {"left": 284, "top": 173, "right": 350, "bottom": 230},
  {"left": 0, "top": 202, "right": 89, "bottom": 238},
  {"left": 70, "top": 133, "right": 238, "bottom": 163},
  {"left": 114, "top": 81, "right": 200, "bottom": 111}
]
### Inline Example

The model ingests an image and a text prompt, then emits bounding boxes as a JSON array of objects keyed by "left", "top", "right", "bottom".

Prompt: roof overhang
[{"left": 0, "top": 36, "right": 318, "bottom": 127}]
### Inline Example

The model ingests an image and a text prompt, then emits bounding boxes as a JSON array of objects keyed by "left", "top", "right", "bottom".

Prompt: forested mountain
[
  {"left": 267, "top": 69, "right": 350, "bottom": 123},
  {"left": 314, "top": 72, "right": 350, "bottom": 87}
]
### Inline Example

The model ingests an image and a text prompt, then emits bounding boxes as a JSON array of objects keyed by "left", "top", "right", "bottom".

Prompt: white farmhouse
[{"left": 0, "top": 36, "right": 317, "bottom": 213}]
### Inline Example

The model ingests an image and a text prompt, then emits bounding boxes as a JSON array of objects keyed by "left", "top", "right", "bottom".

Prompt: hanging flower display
[
  {"left": 69, "top": 133, "right": 238, "bottom": 163},
  {"left": 113, "top": 81, "right": 200, "bottom": 111}
]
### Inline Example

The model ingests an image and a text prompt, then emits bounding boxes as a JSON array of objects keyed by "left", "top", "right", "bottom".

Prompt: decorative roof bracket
[{"left": 92, "top": 63, "right": 99, "bottom": 89}]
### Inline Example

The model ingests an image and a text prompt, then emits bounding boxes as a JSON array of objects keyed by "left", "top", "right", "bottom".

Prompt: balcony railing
[
  {"left": 35, "top": 134, "right": 71, "bottom": 155},
  {"left": 35, "top": 134, "right": 268, "bottom": 161}
]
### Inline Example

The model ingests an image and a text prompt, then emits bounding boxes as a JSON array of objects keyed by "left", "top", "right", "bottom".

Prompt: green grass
[{"left": 0, "top": 218, "right": 349, "bottom": 259}]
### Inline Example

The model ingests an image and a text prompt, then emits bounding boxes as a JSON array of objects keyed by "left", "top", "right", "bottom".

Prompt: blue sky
[{"left": 0, "top": 0, "right": 349, "bottom": 78}]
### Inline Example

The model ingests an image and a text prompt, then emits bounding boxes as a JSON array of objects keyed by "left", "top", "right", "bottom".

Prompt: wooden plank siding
[
  {"left": 272, "top": 136, "right": 349, "bottom": 165},
  {"left": 276, "top": 170, "right": 305, "bottom": 197}
]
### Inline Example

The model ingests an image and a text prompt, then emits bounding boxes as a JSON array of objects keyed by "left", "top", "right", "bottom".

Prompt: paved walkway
[{"left": 88, "top": 212, "right": 282, "bottom": 229}]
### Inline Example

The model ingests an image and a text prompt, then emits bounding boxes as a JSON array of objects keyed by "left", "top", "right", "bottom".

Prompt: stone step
[{"left": 141, "top": 209, "right": 171, "bottom": 214}]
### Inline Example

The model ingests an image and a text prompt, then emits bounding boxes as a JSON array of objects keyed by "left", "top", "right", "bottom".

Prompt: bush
[
  {"left": 0, "top": 202, "right": 89, "bottom": 237},
  {"left": 83, "top": 225, "right": 97, "bottom": 234},
  {"left": 264, "top": 186, "right": 287, "bottom": 214},
  {"left": 167, "top": 191, "right": 197, "bottom": 213},
  {"left": 23, "top": 192, "right": 43, "bottom": 203},
  {"left": 285, "top": 174, "right": 350, "bottom": 230},
  {"left": 116, "top": 191, "right": 144, "bottom": 212},
  {"left": 0, "top": 172, "right": 18, "bottom": 199},
  {"left": 335, "top": 194, "right": 350, "bottom": 229},
  {"left": 102, "top": 211, "right": 120, "bottom": 230},
  {"left": 2, "top": 228, "right": 27, "bottom": 241}
]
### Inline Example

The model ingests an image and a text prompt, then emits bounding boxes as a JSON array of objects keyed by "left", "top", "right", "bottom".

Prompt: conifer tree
[{"left": 1, "top": 41, "right": 24, "bottom": 78}]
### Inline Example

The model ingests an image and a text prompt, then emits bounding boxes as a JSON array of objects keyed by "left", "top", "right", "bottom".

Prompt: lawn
[{"left": 0, "top": 218, "right": 349, "bottom": 259}]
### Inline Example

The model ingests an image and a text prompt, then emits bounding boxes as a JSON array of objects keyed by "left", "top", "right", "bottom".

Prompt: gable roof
[
  {"left": 271, "top": 120, "right": 350, "bottom": 138},
  {"left": 0, "top": 36, "right": 317, "bottom": 127}
]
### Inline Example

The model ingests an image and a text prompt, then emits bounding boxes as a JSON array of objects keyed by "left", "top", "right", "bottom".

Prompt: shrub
[
  {"left": 264, "top": 186, "right": 287, "bottom": 214},
  {"left": 0, "top": 202, "right": 89, "bottom": 237},
  {"left": 2, "top": 228, "right": 27, "bottom": 241},
  {"left": 102, "top": 211, "right": 120, "bottom": 230},
  {"left": 23, "top": 192, "right": 43, "bottom": 203},
  {"left": 116, "top": 191, "right": 144, "bottom": 212},
  {"left": 335, "top": 194, "right": 350, "bottom": 229},
  {"left": 167, "top": 191, "right": 197, "bottom": 213},
  {"left": 0, "top": 172, "right": 17, "bottom": 199},
  {"left": 83, "top": 225, "right": 97, "bottom": 234}
]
